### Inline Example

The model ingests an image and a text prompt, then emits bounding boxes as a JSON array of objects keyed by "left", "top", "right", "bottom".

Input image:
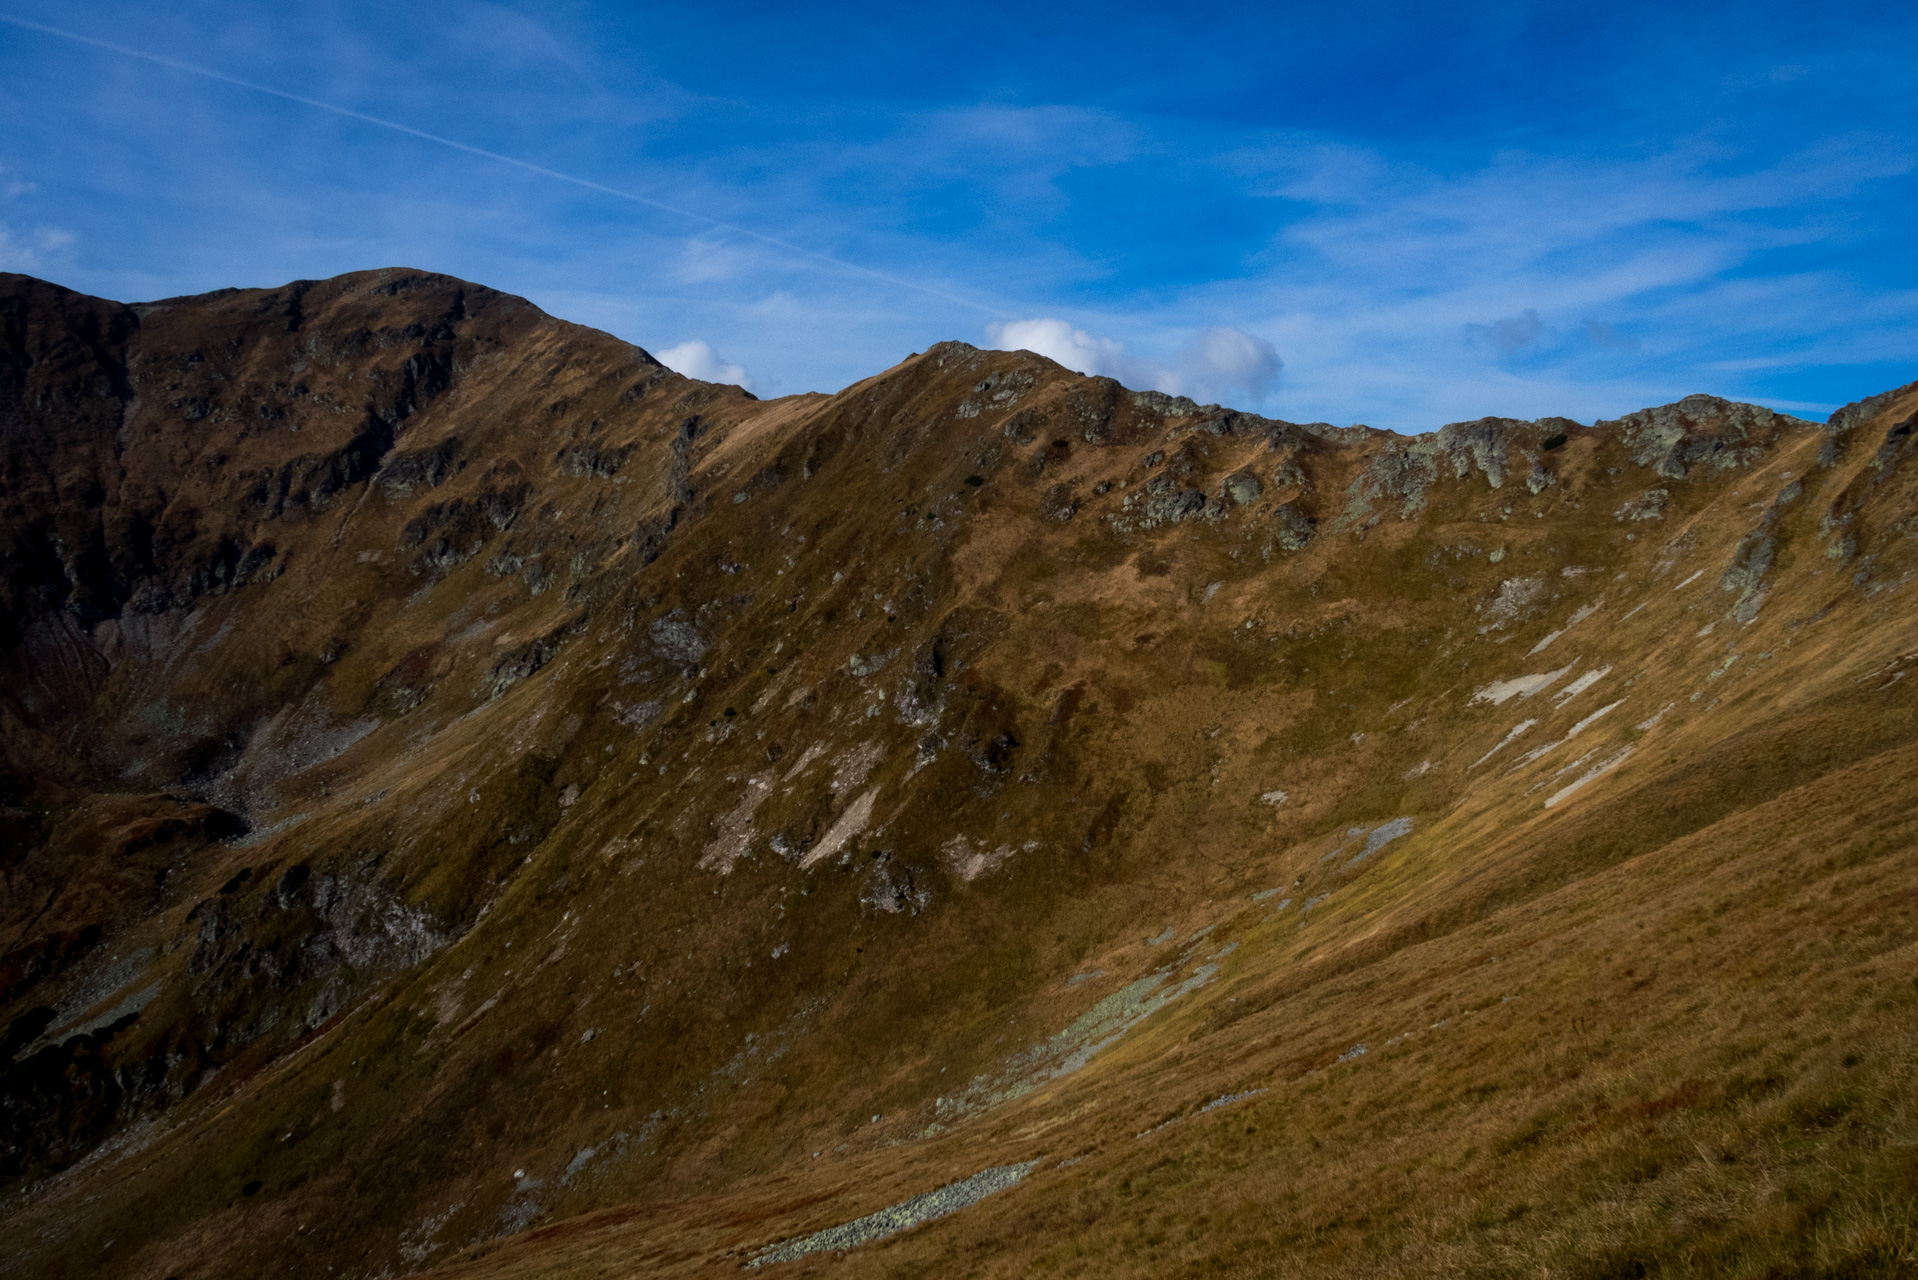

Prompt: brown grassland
[{"left": 0, "top": 268, "right": 1915, "bottom": 1279}]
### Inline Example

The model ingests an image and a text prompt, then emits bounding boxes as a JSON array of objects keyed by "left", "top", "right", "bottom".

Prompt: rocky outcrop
[{"left": 1600, "top": 394, "right": 1814, "bottom": 479}]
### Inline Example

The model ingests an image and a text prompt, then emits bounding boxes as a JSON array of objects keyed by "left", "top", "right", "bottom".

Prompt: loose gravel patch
[
  {"left": 746, "top": 1162, "right": 1038, "bottom": 1267},
  {"left": 1352, "top": 817, "right": 1413, "bottom": 862},
  {"left": 1200, "top": 1088, "right": 1266, "bottom": 1112}
]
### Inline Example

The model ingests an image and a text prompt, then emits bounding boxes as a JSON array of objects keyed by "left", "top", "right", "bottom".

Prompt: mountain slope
[{"left": 1, "top": 269, "right": 1916, "bottom": 1279}]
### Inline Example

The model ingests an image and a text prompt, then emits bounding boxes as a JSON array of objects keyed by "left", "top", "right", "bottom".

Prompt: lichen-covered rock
[
  {"left": 1431, "top": 417, "right": 1525, "bottom": 488},
  {"left": 1271, "top": 501, "right": 1316, "bottom": 552},
  {"left": 649, "top": 610, "right": 706, "bottom": 669},
  {"left": 1140, "top": 474, "right": 1206, "bottom": 526},
  {"left": 1601, "top": 395, "right": 1813, "bottom": 480},
  {"left": 1129, "top": 389, "right": 1198, "bottom": 418},
  {"left": 1477, "top": 576, "right": 1546, "bottom": 632}
]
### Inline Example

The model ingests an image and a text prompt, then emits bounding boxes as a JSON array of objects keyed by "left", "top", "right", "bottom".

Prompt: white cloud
[
  {"left": 985, "top": 317, "right": 1139, "bottom": 381},
  {"left": 984, "top": 318, "right": 1281, "bottom": 409},
  {"left": 0, "top": 222, "right": 75, "bottom": 273},
  {"left": 655, "top": 339, "right": 754, "bottom": 391},
  {"left": 1177, "top": 326, "right": 1282, "bottom": 402}
]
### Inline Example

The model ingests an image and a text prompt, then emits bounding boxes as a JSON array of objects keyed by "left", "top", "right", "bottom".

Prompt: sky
[{"left": 0, "top": 1, "right": 1914, "bottom": 430}]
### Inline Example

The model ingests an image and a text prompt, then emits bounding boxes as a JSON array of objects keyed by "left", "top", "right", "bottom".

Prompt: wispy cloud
[
  {"left": 0, "top": 221, "right": 75, "bottom": 273},
  {"left": 0, "top": 11, "right": 1006, "bottom": 318},
  {"left": 3, "top": 4, "right": 1913, "bottom": 429},
  {"left": 1194, "top": 138, "right": 1918, "bottom": 424},
  {"left": 955, "top": 135, "right": 1913, "bottom": 427},
  {"left": 672, "top": 237, "right": 759, "bottom": 285}
]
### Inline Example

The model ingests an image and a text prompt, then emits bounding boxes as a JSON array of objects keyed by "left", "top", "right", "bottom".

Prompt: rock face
[
  {"left": 1601, "top": 394, "right": 1800, "bottom": 479},
  {"left": 3, "top": 269, "right": 1918, "bottom": 1280}
]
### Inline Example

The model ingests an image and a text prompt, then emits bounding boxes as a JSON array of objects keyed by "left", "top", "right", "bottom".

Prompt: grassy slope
[
  {"left": 411, "top": 449, "right": 1918, "bottom": 1280},
  {"left": 1, "top": 274, "right": 1914, "bottom": 1279}
]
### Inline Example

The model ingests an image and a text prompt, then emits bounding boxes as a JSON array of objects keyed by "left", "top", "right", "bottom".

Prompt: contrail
[{"left": 0, "top": 12, "right": 1009, "bottom": 316}]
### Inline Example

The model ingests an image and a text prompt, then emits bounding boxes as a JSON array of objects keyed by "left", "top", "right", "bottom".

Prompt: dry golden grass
[
  {"left": 3, "top": 273, "right": 1915, "bottom": 1280},
  {"left": 404, "top": 726, "right": 1918, "bottom": 1280}
]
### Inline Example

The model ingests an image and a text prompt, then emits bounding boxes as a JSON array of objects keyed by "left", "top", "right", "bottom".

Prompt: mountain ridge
[{"left": 2, "top": 267, "right": 1916, "bottom": 1279}]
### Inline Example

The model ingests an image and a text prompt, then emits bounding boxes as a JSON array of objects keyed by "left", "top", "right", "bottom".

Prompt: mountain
[{"left": 1, "top": 267, "right": 1915, "bottom": 1280}]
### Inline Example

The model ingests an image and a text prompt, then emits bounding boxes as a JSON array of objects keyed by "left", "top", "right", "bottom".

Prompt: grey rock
[
  {"left": 562, "top": 441, "right": 635, "bottom": 479},
  {"left": 1330, "top": 417, "right": 1578, "bottom": 529},
  {"left": 1478, "top": 577, "right": 1545, "bottom": 632},
  {"left": 649, "top": 611, "right": 706, "bottom": 668},
  {"left": 1615, "top": 489, "right": 1670, "bottom": 522},
  {"left": 1130, "top": 389, "right": 1198, "bottom": 418},
  {"left": 1140, "top": 475, "right": 1206, "bottom": 526},
  {"left": 1821, "top": 415, "right": 1918, "bottom": 543},
  {"left": 380, "top": 436, "right": 461, "bottom": 494},
  {"left": 1360, "top": 449, "right": 1440, "bottom": 519},
  {"left": 1819, "top": 378, "right": 1918, "bottom": 467},
  {"left": 1222, "top": 472, "right": 1263, "bottom": 505},
  {"left": 1351, "top": 817, "right": 1413, "bottom": 863},
  {"left": 1721, "top": 475, "right": 1803, "bottom": 622},
  {"left": 1270, "top": 502, "right": 1316, "bottom": 552},
  {"left": 1600, "top": 395, "right": 1813, "bottom": 480},
  {"left": 859, "top": 853, "right": 931, "bottom": 915},
  {"left": 616, "top": 700, "right": 661, "bottom": 729},
  {"left": 1431, "top": 417, "right": 1527, "bottom": 488},
  {"left": 1200, "top": 1088, "right": 1266, "bottom": 1112}
]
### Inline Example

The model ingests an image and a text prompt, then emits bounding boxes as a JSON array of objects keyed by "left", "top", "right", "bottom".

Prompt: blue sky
[{"left": 1, "top": 1, "right": 1913, "bottom": 429}]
